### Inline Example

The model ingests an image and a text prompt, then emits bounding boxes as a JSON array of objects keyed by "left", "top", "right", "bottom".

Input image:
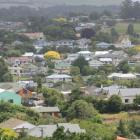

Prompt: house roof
[
  {"left": 28, "top": 123, "right": 85, "bottom": 138},
  {"left": 78, "top": 51, "right": 91, "bottom": 54},
  {"left": 46, "top": 74, "right": 71, "bottom": 79},
  {"left": 108, "top": 73, "right": 136, "bottom": 79},
  {"left": 116, "top": 136, "right": 128, "bottom": 140},
  {"left": 31, "top": 106, "right": 60, "bottom": 113},
  {"left": 96, "top": 42, "right": 110, "bottom": 46},
  {"left": 0, "top": 118, "right": 35, "bottom": 130},
  {"left": 95, "top": 51, "right": 109, "bottom": 56}
]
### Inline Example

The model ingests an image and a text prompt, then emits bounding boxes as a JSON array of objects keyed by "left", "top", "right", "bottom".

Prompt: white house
[
  {"left": 46, "top": 74, "right": 72, "bottom": 83},
  {"left": 78, "top": 51, "right": 92, "bottom": 61},
  {"left": 108, "top": 73, "right": 136, "bottom": 80},
  {"left": 96, "top": 42, "right": 111, "bottom": 49},
  {"left": 76, "top": 38, "right": 91, "bottom": 50}
]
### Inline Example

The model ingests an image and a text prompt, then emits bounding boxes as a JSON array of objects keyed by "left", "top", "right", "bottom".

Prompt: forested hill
[{"left": 0, "top": 5, "right": 120, "bottom": 21}]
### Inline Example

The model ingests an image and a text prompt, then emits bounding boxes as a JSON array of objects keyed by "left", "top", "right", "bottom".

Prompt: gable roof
[
  {"left": 0, "top": 118, "right": 35, "bottom": 130},
  {"left": 28, "top": 123, "right": 85, "bottom": 138},
  {"left": 31, "top": 106, "right": 60, "bottom": 113}
]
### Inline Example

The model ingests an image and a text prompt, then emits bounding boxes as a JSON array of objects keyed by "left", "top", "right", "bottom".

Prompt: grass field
[
  {"left": 115, "top": 22, "right": 140, "bottom": 34},
  {"left": 102, "top": 22, "right": 140, "bottom": 34},
  {"left": 102, "top": 112, "right": 140, "bottom": 124}
]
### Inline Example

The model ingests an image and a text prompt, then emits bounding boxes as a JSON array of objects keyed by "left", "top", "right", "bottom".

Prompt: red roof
[{"left": 117, "top": 136, "right": 128, "bottom": 140}]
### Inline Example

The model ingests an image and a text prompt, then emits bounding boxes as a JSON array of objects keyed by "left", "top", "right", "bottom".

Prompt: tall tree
[
  {"left": 72, "top": 56, "right": 89, "bottom": 75},
  {"left": 120, "top": 0, "right": 133, "bottom": 19},
  {"left": 127, "top": 24, "right": 134, "bottom": 35}
]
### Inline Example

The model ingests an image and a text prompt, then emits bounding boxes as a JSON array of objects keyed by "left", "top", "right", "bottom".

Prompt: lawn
[
  {"left": 102, "top": 22, "right": 140, "bottom": 34},
  {"left": 115, "top": 22, "right": 140, "bottom": 34},
  {"left": 101, "top": 112, "right": 140, "bottom": 124}
]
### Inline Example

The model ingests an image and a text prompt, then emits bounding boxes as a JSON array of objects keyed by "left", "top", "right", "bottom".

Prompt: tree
[
  {"left": 127, "top": 24, "right": 134, "bottom": 35},
  {"left": 67, "top": 100, "right": 98, "bottom": 120},
  {"left": 134, "top": 95, "right": 140, "bottom": 106},
  {"left": 117, "top": 60, "right": 130, "bottom": 73},
  {"left": 36, "top": 77, "right": 42, "bottom": 94},
  {"left": 44, "top": 51, "right": 60, "bottom": 60},
  {"left": 72, "top": 56, "right": 89, "bottom": 75},
  {"left": 0, "top": 58, "right": 13, "bottom": 82},
  {"left": 70, "top": 66, "right": 80, "bottom": 76},
  {"left": 81, "top": 28, "right": 96, "bottom": 39},
  {"left": 120, "top": 0, "right": 133, "bottom": 19},
  {"left": 116, "top": 120, "right": 128, "bottom": 137},
  {"left": 42, "top": 88, "right": 65, "bottom": 108},
  {"left": 108, "top": 95, "right": 122, "bottom": 113}
]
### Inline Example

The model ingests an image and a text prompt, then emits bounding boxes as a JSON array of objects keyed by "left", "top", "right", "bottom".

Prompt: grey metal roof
[
  {"left": 28, "top": 123, "right": 85, "bottom": 138},
  {"left": 31, "top": 106, "right": 60, "bottom": 113}
]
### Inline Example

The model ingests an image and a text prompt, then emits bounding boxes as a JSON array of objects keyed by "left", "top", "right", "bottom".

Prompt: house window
[
  {"left": 125, "top": 99, "right": 129, "bottom": 103},
  {"left": 8, "top": 99, "right": 14, "bottom": 103}
]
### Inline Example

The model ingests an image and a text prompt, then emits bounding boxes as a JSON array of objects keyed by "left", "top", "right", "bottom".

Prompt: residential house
[
  {"left": 78, "top": 51, "right": 92, "bottom": 61},
  {"left": 95, "top": 50, "right": 128, "bottom": 66},
  {"left": 108, "top": 73, "right": 136, "bottom": 80},
  {"left": 9, "top": 66, "right": 23, "bottom": 76},
  {"left": 54, "top": 60, "right": 71, "bottom": 74},
  {"left": 6, "top": 56, "right": 33, "bottom": 66},
  {"left": 28, "top": 123, "right": 85, "bottom": 138},
  {"left": 65, "top": 54, "right": 79, "bottom": 64},
  {"left": 99, "top": 58, "right": 113, "bottom": 64},
  {"left": 31, "top": 106, "right": 60, "bottom": 117},
  {"left": 0, "top": 118, "right": 35, "bottom": 132},
  {"left": 55, "top": 40, "right": 75, "bottom": 48},
  {"left": 115, "top": 35, "right": 132, "bottom": 48},
  {"left": 101, "top": 85, "right": 140, "bottom": 104},
  {"left": 75, "top": 22, "right": 95, "bottom": 31},
  {"left": 89, "top": 60, "right": 104, "bottom": 68},
  {"left": 76, "top": 38, "right": 91, "bottom": 50},
  {"left": 46, "top": 74, "right": 72, "bottom": 83},
  {"left": 128, "top": 52, "right": 140, "bottom": 65},
  {"left": 94, "top": 51, "right": 109, "bottom": 56},
  {"left": 0, "top": 90, "right": 21, "bottom": 105},
  {"left": 96, "top": 42, "right": 111, "bottom": 49}
]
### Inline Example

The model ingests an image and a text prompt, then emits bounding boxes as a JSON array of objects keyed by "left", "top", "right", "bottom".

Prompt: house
[
  {"left": 96, "top": 42, "right": 111, "bottom": 49},
  {"left": 115, "top": 35, "right": 132, "bottom": 48},
  {"left": 108, "top": 73, "right": 136, "bottom": 80},
  {"left": 54, "top": 60, "right": 71, "bottom": 74},
  {"left": 21, "top": 32, "right": 45, "bottom": 40},
  {"left": 95, "top": 51, "right": 128, "bottom": 66},
  {"left": 55, "top": 40, "right": 75, "bottom": 48},
  {"left": 31, "top": 106, "right": 60, "bottom": 117},
  {"left": 76, "top": 38, "right": 91, "bottom": 50},
  {"left": 99, "top": 58, "right": 113, "bottom": 64},
  {"left": 6, "top": 56, "right": 33, "bottom": 66},
  {"left": 99, "top": 85, "right": 140, "bottom": 104},
  {"left": 65, "top": 54, "right": 79, "bottom": 64},
  {"left": 9, "top": 66, "right": 23, "bottom": 76},
  {"left": 18, "top": 88, "right": 32, "bottom": 99},
  {"left": 89, "top": 60, "right": 104, "bottom": 68},
  {"left": 128, "top": 52, "right": 140, "bottom": 64},
  {"left": 0, "top": 90, "right": 21, "bottom": 105},
  {"left": 0, "top": 118, "right": 35, "bottom": 132},
  {"left": 116, "top": 136, "right": 128, "bottom": 140},
  {"left": 28, "top": 123, "right": 85, "bottom": 138},
  {"left": 75, "top": 22, "right": 95, "bottom": 31},
  {"left": 46, "top": 74, "right": 72, "bottom": 83},
  {"left": 78, "top": 51, "right": 92, "bottom": 61},
  {"left": 94, "top": 51, "right": 109, "bottom": 56}
]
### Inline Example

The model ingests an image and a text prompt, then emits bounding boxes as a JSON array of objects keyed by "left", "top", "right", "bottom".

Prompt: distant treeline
[
  {"left": 0, "top": 5, "right": 120, "bottom": 21},
  {"left": 121, "top": 0, "right": 140, "bottom": 19}
]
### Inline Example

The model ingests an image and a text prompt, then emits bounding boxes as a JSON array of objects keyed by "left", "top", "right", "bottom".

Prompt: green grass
[
  {"left": 102, "top": 22, "right": 140, "bottom": 34},
  {"left": 115, "top": 22, "right": 140, "bottom": 34}
]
